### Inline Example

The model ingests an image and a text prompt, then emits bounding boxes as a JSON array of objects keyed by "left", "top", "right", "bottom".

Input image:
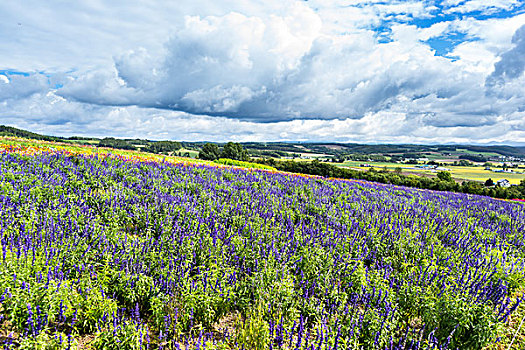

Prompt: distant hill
[
  {"left": 1, "top": 124, "right": 524, "bottom": 158},
  {"left": 0, "top": 125, "right": 64, "bottom": 142},
  {"left": 239, "top": 142, "right": 525, "bottom": 158},
  {"left": 300, "top": 143, "right": 525, "bottom": 157}
]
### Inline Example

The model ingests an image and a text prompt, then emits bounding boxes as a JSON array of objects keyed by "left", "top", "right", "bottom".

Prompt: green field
[
  {"left": 175, "top": 148, "right": 199, "bottom": 158},
  {"left": 453, "top": 148, "right": 502, "bottom": 157},
  {"left": 450, "top": 166, "right": 525, "bottom": 184},
  {"left": 336, "top": 161, "right": 525, "bottom": 185}
]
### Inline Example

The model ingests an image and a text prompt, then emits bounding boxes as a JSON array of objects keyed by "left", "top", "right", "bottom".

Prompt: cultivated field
[
  {"left": 0, "top": 138, "right": 524, "bottom": 349},
  {"left": 337, "top": 161, "right": 525, "bottom": 185}
]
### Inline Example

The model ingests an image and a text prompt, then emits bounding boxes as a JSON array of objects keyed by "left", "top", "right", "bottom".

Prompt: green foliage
[
  {"left": 420, "top": 292, "right": 499, "bottom": 349},
  {"left": 458, "top": 159, "right": 473, "bottom": 166},
  {"left": 0, "top": 148, "right": 524, "bottom": 349},
  {"left": 436, "top": 171, "right": 453, "bottom": 182},
  {"left": 200, "top": 143, "right": 222, "bottom": 160},
  {"left": 221, "top": 142, "right": 249, "bottom": 161},
  {"left": 459, "top": 154, "right": 488, "bottom": 163},
  {"left": 0, "top": 125, "right": 63, "bottom": 142},
  {"left": 91, "top": 321, "right": 148, "bottom": 350},
  {"left": 98, "top": 137, "right": 136, "bottom": 150},
  {"left": 144, "top": 141, "right": 181, "bottom": 154},
  {"left": 255, "top": 159, "right": 525, "bottom": 199},
  {"left": 235, "top": 305, "right": 270, "bottom": 350},
  {"left": 214, "top": 158, "right": 276, "bottom": 171},
  {"left": 18, "top": 332, "right": 78, "bottom": 350}
]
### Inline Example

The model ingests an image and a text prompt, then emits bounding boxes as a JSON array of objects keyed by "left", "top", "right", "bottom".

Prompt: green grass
[
  {"left": 66, "top": 139, "right": 100, "bottom": 145},
  {"left": 454, "top": 148, "right": 502, "bottom": 157},
  {"left": 214, "top": 158, "right": 277, "bottom": 171},
  {"left": 175, "top": 148, "right": 199, "bottom": 158},
  {"left": 449, "top": 167, "right": 524, "bottom": 185},
  {"left": 333, "top": 161, "right": 525, "bottom": 185}
]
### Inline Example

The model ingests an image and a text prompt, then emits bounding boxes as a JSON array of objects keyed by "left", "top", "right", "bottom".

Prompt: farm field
[
  {"left": 336, "top": 161, "right": 525, "bottom": 185},
  {"left": 453, "top": 149, "right": 502, "bottom": 158},
  {"left": 447, "top": 167, "right": 525, "bottom": 185},
  {"left": 177, "top": 148, "right": 200, "bottom": 158},
  {"left": 0, "top": 138, "right": 525, "bottom": 349}
]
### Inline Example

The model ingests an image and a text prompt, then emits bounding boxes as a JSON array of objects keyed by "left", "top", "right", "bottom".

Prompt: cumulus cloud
[
  {"left": 4, "top": 93, "right": 524, "bottom": 144},
  {"left": 59, "top": 7, "right": 328, "bottom": 120},
  {"left": 481, "top": 24, "right": 525, "bottom": 121},
  {"left": 0, "top": 73, "right": 49, "bottom": 101},
  {"left": 444, "top": 0, "right": 521, "bottom": 14},
  {"left": 58, "top": 7, "right": 506, "bottom": 123},
  {"left": 486, "top": 24, "right": 525, "bottom": 85},
  {"left": 2, "top": 0, "right": 525, "bottom": 143}
]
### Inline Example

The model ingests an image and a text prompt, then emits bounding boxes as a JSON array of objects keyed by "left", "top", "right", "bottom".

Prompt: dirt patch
[
  {"left": 77, "top": 334, "right": 96, "bottom": 349},
  {"left": 0, "top": 319, "right": 19, "bottom": 346},
  {"left": 212, "top": 312, "right": 239, "bottom": 341}
]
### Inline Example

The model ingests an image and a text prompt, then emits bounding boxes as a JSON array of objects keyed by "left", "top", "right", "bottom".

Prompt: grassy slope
[{"left": 1, "top": 136, "right": 525, "bottom": 349}]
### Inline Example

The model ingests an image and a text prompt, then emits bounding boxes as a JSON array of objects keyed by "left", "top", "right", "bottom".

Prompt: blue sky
[{"left": 1, "top": 0, "right": 525, "bottom": 144}]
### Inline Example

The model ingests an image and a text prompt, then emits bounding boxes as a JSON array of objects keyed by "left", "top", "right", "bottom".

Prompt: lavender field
[{"left": 0, "top": 151, "right": 524, "bottom": 349}]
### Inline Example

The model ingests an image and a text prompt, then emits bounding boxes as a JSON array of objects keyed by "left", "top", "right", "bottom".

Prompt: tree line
[
  {"left": 98, "top": 138, "right": 182, "bottom": 154},
  {"left": 254, "top": 159, "right": 525, "bottom": 200},
  {"left": 197, "top": 142, "right": 524, "bottom": 199},
  {"left": 199, "top": 142, "right": 249, "bottom": 161}
]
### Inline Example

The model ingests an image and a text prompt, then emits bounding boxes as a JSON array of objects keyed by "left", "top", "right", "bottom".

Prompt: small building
[{"left": 497, "top": 179, "right": 511, "bottom": 188}]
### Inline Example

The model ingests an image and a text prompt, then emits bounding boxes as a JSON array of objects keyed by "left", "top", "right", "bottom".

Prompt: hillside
[
  {"left": 0, "top": 125, "right": 64, "bottom": 142},
  {"left": 3, "top": 124, "right": 525, "bottom": 159},
  {"left": 0, "top": 138, "right": 524, "bottom": 349}
]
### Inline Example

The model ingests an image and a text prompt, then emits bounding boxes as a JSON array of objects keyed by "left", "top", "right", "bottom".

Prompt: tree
[
  {"left": 145, "top": 141, "right": 181, "bottom": 154},
  {"left": 98, "top": 137, "right": 135, "bottom": 150},
  {"left": 437, "top": 171, "right": 453, "bottom": 182},
  {"left": 461, "top": 181, "right": 484, "bottom": 195},
  {"left": 517, "top": 179, "right": 525, "bottom": 196},
  {"left": 199, "top": 143, "right": 221, "bottom": 160},
  {"left": 459, "top": 154, "right": 487, "bottom": 163},
  {"left": 221, "top": 142, "right": 249, "bottom": 161},
  {"left": 484, "top": 178, "right": 494, "bottom": 187}
]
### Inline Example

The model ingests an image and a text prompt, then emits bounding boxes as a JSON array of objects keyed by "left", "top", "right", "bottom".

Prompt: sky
[{"left": 1, "top": 0, "right": 525, "bottom": 144}]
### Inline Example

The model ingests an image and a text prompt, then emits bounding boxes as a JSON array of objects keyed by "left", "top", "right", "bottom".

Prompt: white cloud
[
  {"left": 451, "top": 13, "right": 525, "bottom": 51},
  {"left": 4, "top": 94, "right": 524, "bottom": 144},
  {"left": 444, "top": 0, "right": 521, "bottom": 14},
  {"left": 417, "top": 21, "right": 451, "bottom": 41},
  {"left": 1, "top": 0, "right": 525, "bottom": 143},
  {"left": 486, "top": 24, "right": 525, "bottom": 85},
  {"left": 58, "top": 11, "right": 520, "bottom": 126},
  {"left": 0, "top": 73, "right": 49, "bottom": 101}
]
